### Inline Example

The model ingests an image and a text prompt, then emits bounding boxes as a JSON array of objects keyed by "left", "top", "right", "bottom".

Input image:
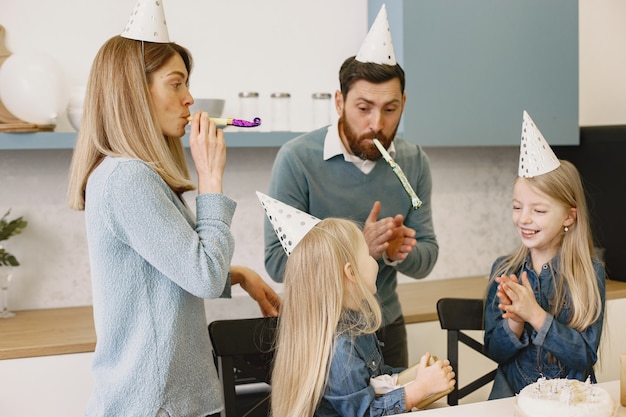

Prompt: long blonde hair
[
  {"left": 491, "top": 160, "right": 603, "bottom": 331},
  {"left": 270, "top": 218, "right": 382, "bottom": 417},
  {"left": 67, "top": 36, "right": 195, "bottom": 210}
]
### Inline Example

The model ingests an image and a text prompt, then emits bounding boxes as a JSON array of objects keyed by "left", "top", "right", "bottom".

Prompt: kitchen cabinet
[
  {"left": 0, "top": 352, "right": 93, "bottom": 417},
  {"left": 0, "top": 131, "right": 305, "bottom": 150},
  {"left": 369, "top": 0, "right": 579, "bottom": 146}
]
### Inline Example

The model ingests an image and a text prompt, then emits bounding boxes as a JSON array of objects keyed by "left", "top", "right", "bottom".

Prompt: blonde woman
[
  {"left": 484, "top": 160, "right": 606, "bottom": 399},
  {"left": 271, "top": 218, "right": 455, "bottom": 416},
  {"left": 67, "top": 35, "right": 280, "bottom": 417}
]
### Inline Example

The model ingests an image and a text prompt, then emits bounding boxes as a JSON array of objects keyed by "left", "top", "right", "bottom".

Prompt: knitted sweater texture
[{"left": 84, "top": 157, "right": 236, "bottom": 417}]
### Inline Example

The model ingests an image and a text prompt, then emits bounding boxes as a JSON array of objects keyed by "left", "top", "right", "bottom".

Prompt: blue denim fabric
[
  {"left": 315, "top": 332, "right": 407, "bottom": 416},
  {"left": 488, "top": 368, "right": 514, "bottom": 400},
  {"left": 484, "top": 254, "right": 606, "bottom": 397}
]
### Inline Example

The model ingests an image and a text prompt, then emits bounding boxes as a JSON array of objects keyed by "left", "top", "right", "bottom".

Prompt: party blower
[
  {"left": 373, "top": 138, "right": 422, "bottom": 210},
  {"left": 187, "top": 116, "right": 262, "bottom": 128}
]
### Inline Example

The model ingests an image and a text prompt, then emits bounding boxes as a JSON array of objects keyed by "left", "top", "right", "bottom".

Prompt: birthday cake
[{"left": 515, "top": 378, "right": 616, "bottom": 417}]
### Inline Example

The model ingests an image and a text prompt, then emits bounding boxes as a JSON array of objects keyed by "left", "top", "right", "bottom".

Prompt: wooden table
[
  {"left": 0, "top": 306, "right": 95, "bottom": 359},
  {"left": 2, "top": 277, "right": 626, "bottom": 360}
]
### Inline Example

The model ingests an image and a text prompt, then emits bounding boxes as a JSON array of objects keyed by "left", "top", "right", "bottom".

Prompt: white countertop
[{"left": 410, "top": 380, "right": 624, "bottom": 416}]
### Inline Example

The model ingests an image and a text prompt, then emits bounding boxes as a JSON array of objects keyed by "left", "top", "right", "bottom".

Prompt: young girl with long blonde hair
[
  {"left": 271, "top": 218, "right": 455, "bottom": 416},
  {"left": 484, "top": 113, "right": 606, "bottom": 399}
]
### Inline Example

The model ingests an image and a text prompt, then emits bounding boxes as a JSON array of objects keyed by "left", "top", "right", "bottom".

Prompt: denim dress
[
  {"left": 315, "top": 331, "right": 407, "bottom": 416},
  {"left": 484, "top": 254, "right": 606, "bottom": 398}
]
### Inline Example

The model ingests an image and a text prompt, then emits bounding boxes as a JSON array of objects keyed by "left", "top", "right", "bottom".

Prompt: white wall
[
  {"left": 0, "top": 0, "right": 365, "bottom": 132},
  {"left": 0, "top": 0, "right": 625, "bottom": 313},
  {"left": 579, "top": 0, "right": 626, "bottom": 126}
]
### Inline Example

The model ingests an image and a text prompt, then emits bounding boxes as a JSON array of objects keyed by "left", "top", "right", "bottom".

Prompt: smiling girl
[{"left": 483, "top": 112, "right": 606, "bottom": 399}]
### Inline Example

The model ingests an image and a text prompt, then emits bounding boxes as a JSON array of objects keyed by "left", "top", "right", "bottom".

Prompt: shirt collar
[
  {"left": 323, "top": 121, "right": 396, "bottom": 174},
  {"left": 522, "top": 252, "right": 561, "bottom": 274}
]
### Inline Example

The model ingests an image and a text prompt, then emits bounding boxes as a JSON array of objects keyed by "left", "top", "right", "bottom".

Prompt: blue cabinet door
[{"left": 369, "top": 0, "right": 578, "bottom": 146}]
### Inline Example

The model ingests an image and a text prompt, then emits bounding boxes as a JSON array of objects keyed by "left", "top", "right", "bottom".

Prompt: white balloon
[{"left": 0, "top": 52, "right": 69, "bottom": 125}]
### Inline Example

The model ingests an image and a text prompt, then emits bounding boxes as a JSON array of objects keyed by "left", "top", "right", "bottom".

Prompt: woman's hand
[
  {"left": 230, "top": 265, "right": 281, "bottom": 317},
  {"left": 188, "top": 111, "right": 226, "bottom": 194}
]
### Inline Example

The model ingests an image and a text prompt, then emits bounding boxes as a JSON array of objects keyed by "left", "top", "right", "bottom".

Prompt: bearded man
[{"left": 263, "top": 54, "right": 439, "bottom": 368}]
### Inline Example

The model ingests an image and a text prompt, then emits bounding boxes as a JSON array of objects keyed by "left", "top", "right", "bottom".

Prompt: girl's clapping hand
[
  {"left": 498, "top": 271, "right": 547, "bottom": 331},
  {"left": 495, "top": 273, "right": 524, "bottom": 324}
]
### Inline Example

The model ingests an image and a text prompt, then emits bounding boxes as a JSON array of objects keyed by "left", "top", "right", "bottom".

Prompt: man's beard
[{"left": 340, "top": 113, "right": 398, "bottom": 161}]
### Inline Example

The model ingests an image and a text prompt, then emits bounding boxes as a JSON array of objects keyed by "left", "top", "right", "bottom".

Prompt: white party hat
[
  {"left": 518, "top": 111, "right": 560, "bottom": 178},
  {"left": 355, "top": 4, "right": 396, "bottom": 65},
  {"left": 121, "top": 0, "right": 170, "bottom": 43},
  {"left": 256, "top": 191, "right": 321, "bottom": 256}
]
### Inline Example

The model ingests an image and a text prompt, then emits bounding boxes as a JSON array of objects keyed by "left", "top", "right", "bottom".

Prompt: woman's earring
[{"left": 564, "top": 226, "right": 569, "bottom": 232}]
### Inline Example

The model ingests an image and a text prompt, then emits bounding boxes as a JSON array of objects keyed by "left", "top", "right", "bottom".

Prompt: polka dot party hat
[
  {"left": 355, "top": 4, "right": 396, "bottom": 65},
  {"left": 121, "top": 0, "right": 170, "bottom": 43},
  {"left": 518, "top": 111, "right": 560, "bottom": 178},
  {"left": 256, "top": 191, "right": 321, "bottom": 256}
]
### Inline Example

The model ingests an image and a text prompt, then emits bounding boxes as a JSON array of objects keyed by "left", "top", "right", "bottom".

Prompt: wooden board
[
  {"left": 0, "top": 306, "right": 95, "bottom": 359},
  {"left": 0, "top": 123, "right": 55, "bottom": 132}
]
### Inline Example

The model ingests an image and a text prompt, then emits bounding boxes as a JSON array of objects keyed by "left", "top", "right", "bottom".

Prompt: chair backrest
[
  {"left": 208, "top": 317, "right": 278, "bottom": 417},
  {"left": 436, "top": 297, "right": 496, "bottom": 406}
]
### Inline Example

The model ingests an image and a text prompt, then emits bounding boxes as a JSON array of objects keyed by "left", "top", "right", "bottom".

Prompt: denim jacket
[
  {"left": 484, "top": 254, "right": 606, "bottom": 396},
  {"left": 315, "top": 331, "right": 407, "bottom": 416}
]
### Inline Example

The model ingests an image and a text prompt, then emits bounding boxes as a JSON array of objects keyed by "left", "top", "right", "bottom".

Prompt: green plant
[{"left": 0, "top": 210, "right": 28, "bottom": 266}]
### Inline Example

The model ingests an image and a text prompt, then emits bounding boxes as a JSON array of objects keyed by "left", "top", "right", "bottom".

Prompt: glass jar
[
  {"left": 270, "top": 92, "right": 291, "bottom": 131},
  {"left": 238, "top": 91, "right": 259, "bottom": 122},
  {"left": 312, "top": 92, "right": 331, "bottom": 129}
]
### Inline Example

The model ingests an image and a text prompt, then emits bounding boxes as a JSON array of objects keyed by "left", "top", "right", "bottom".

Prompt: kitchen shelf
[{"left": 0, "top": 131, "right": 305, "bottom": 150}]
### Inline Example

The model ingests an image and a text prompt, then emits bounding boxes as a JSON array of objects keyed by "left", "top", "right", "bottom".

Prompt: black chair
[
  {"left": 436, "top": 298, "right": 497, "bottom": 406},
  {"left": 208, "top": 317, "right": 278, "bottom": 417}
]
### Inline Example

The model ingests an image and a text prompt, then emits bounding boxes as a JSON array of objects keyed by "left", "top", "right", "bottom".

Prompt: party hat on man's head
[
  {"left": 518, "top": 111, "right": 560, "bottom": 178},
  {"left": 355, "top": 4, "right": 396, "bottom": 65},
  {"left": 256, "top": 192, "right": 321, "bottom": 256},
  {"left": 121, "top": 0, "right": 170, "bottom": 43}
]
